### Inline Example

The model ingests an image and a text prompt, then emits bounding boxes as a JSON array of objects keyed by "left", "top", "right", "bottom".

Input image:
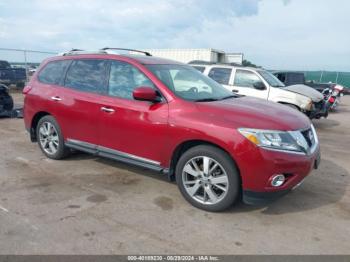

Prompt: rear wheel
[
  {"left": 36, "top": 115, "right": 70, "bottom": 159},
  {"left": 176, "top": 145, "right": 240, "bottom": 212}
]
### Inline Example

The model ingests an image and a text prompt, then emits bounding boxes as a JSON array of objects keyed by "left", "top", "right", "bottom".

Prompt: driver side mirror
[
  {"left": 253, "top": 82, "right": 266, "bottom": 90},
  {"left": 133, "top": 86, "right": 161, "bottom": 102}
]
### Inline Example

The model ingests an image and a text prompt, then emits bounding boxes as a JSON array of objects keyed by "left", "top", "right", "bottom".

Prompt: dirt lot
[{"left": 0, "top": 92, "right": 349, "bottom": 255}]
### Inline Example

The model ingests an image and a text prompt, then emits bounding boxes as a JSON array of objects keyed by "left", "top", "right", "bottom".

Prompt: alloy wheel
[
  {"left": 182, "top": 156, "right": 229, "bottom": 205},
  {"left": 38, "top": 121, "right": 59, "bottom": 155}
]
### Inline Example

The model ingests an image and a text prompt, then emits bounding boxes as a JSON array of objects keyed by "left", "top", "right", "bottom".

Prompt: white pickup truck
[{"left": 191, "top": 63, "right": 327, "bottom": 119}]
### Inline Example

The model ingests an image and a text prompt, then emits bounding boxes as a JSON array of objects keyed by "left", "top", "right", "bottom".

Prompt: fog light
[{"left": 271, "top": 174, "right": 285, "bottom": 187}]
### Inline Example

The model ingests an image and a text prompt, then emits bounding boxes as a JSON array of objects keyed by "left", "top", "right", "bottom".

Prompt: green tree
[{"left": 242, "top": 59, "right": 260, "bottom": 68}]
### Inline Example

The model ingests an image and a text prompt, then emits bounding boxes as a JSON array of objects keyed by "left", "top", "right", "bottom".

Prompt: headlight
[
  {"left": 238, "top": 128, "right": 308, "bottom": 154},
  {"left": 303, "top": 99, "right": 313, "bottom": 111}
]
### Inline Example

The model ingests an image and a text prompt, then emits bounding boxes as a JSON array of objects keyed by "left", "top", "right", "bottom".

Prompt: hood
[
  {"left": 195, "top": 96, "right": 311, "bottom": 131},
  {"left": 284, "top": 84, "right": 323, "bottom": 102}
]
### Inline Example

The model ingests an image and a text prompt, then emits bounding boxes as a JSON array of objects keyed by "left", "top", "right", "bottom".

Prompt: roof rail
[
  {"left": 101, "top": 47, "right": 152, "bottom": 56},
  {"left": 60, "top": 48, "right": 152, "bottom": 56}
]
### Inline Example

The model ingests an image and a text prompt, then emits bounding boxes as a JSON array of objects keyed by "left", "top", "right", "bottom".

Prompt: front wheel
[{"left": 176, "top": 145, "right": 240, "bottom": 212}]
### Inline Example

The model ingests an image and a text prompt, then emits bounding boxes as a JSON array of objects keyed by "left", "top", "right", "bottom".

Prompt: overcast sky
[{"left": 0, "top": 0, "right": 349, "bottom": 71}]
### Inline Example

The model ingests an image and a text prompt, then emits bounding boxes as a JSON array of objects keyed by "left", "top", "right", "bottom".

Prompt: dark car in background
[
  {"left": 273, "top": 71, "right": 345, "bottom": 94},
  {"left": 0, "top": 60, "right": 27, "bottom": 88}
]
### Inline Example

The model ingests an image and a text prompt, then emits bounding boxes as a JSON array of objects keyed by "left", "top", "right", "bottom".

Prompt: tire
[
  {"left": 36, "top": 115, "right": 70, "bottom": 160},
  {"left": 0, "top": 90, "right": 13, "bottom": 111},
  {"left": 6, "top": 96, "right": 14, "bottom": 111},
  {"left": 175, "top": 145, "right": 240, "bottom": 212},
  {"left": 0, "top": 94, "right": 13, "bottom": 111}
]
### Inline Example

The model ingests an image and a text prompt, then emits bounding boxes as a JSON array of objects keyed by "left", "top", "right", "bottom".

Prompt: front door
[
  {"left": 98, "top": 60, "right": 169, "bottom": 167},
  {"left": 232, "top": 69, "right": 269, "bottom": 99}
]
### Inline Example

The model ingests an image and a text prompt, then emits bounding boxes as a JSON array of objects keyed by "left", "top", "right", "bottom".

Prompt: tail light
[
  {"left": 22, "top": 85, "right": 32, "bottom": 95},
  {"left": 329, "top": 97, "right": 335, "bottom": 103}
]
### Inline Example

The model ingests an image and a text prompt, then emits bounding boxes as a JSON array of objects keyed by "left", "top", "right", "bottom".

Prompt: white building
[{"left": 136, "top": 48, "right": 243, "bottom": 64}]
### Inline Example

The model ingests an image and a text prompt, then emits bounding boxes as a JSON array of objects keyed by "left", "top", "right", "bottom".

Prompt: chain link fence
[
  {"left": 0, "top": 48, "right": 57, "bottom": 85},
  {"left": 304, "top": 71, "right": 350, "bottom": 88}
]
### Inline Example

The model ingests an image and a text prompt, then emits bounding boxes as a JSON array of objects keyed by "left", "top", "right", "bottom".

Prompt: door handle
[
  {"left": 101, "top": 107, "right": 115, "bottom": 113},
  {"left": 232, "top": 89, "right": 239, "bottom": 93},
  {"left": 51, "top": 96, "right": 62, "bottom": 101}
]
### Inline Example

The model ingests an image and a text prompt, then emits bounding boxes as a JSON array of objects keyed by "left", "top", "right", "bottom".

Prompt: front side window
[
  {"left": 108, "top": 61, "right": 155, "bottom": 99},
  {"left": 146, "top": 64, "right": 233, "bottom": 101},
  {"left": 208, "top": 67, "right": 232, "bottom": 85},
  {"left": 38, "top": 60, "right": 71, "bottom": 85},
  {"left": 65, "top": 59, "right": 108, "bottom": 93},
  {"left": 234, "top": 69, "right": 264, "bottom": 88},
  {"left": 258, "top": 70, "right": 285, "bottom": 87}
]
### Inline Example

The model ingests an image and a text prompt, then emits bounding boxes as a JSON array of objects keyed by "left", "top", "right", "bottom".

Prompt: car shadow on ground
[
  {"left": 65, "top": 150, "right": 171, "bottom": 183},
  {"left": 63, "top": 151, "right": 349, "bottom": 216},
  {"left": 312, "top": 118, "right": 340, "bottom": 130},
  {"left": 229, "top": 158, "right": 349, "bottom": 215}
]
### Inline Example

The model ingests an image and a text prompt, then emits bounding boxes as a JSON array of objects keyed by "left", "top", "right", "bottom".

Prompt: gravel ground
[{"left": 0, "top": 92, "right": 349, "bottom": 255}]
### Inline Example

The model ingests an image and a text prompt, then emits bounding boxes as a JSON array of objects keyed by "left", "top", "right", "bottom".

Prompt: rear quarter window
[{"left": 38, "top": 60, "right": 71, "bottom": 85}]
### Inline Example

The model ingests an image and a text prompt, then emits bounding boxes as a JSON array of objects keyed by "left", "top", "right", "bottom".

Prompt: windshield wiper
[
  {"left": 219, "top": 95, "right": 238, "bottom": 100},
  {"left": 194, "top": 98, "right": 219, "bottom": 102}
]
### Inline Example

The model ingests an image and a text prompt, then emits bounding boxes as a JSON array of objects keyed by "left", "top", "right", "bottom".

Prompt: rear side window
[
  {"left": 192, "top": 66, "right": 206, "bottom": 73},
  {"left": 234, "top": 69, "right": 263, "bottom": 88},
  {"left": 65, "top": 59, "right": 108, "bottom": 93},
  {"left": 108, "top": 61, "right": 155, "bottom": 99},
  {"left": 38, "top": 60, "right": 71, "bottom": 85},
  {"left": 208, "top": 68, "right": 232, "bottom": 85}
]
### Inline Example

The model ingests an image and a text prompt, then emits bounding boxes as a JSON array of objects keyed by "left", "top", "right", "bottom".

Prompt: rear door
[
  {"left": 231, "top": 69, "right": 269, "bottom": 99},
  {"left": 55, "top": 59, "right": 109, "bottom": 145},
  {"left": 98, "top": 60, "right": 169, "bottom": 166}
]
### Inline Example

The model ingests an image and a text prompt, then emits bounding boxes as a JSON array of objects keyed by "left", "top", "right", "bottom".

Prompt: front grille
[{"left": 301, "top": 128, "right": 315, "bottom": 148}]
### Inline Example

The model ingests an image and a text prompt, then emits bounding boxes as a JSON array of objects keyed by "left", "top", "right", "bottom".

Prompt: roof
[
  {"left": 190, "top": 63, "right": 259, "bottom": 71},
  {"left": 123, "top": 54, "right": 184, "bottom": 65},
  {"left": 141, "top": 48, "right": 226, "bottom": 54}
]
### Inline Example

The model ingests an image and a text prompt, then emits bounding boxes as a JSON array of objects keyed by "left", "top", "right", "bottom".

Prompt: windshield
[
  {"left": 146, "top": 64, "right": 235, "bottom": 101},
  {"left": 258, "top": 70, "right": 285, "bottom": 87}
]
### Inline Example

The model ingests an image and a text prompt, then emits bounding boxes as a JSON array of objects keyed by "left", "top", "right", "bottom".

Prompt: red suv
[{"left": 23, "top": 48, "right": 320, "bottom": 211}]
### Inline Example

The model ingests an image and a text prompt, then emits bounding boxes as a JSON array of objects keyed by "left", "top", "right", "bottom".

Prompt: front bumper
[
  {"left": 242, "top": 189, "right": 290, "bottom": 205},
  {"left": 306, "top": 100, "right": 328, "bottom": 119},
  {"left": 233, "top": 138, "right": 321, "bottom": 205}
]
